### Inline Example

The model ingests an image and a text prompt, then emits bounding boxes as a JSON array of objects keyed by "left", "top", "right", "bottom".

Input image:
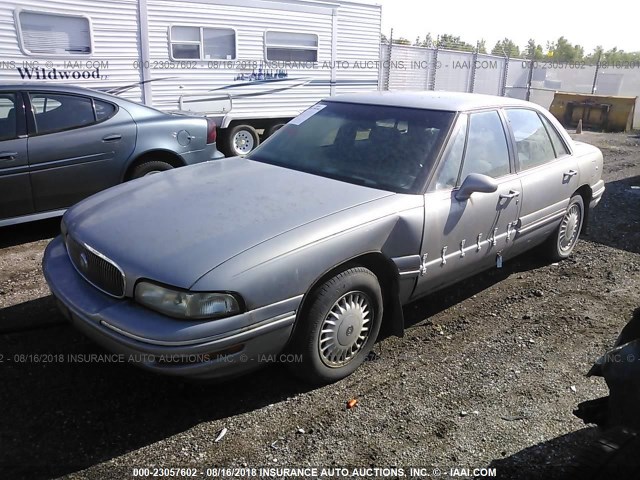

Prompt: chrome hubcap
[
  {"left": 319, "top": 291, "right": 372, "bottom": 368},
  {"left": 232, "top": 130, "right": 255, "bottom": 155},
  {"left": 558, "top": 203, "right": 581, "bottom": 252}
]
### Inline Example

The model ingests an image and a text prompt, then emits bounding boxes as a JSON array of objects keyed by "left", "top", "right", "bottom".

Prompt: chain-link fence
[{"left": 380, "top": 43, "right": 640, "bottom": 128}]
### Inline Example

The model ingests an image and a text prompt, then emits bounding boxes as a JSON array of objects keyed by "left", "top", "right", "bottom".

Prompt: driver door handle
[
  {"left": 564, "top": 170, "right": 578, "bottom": 178},
  {"left": 0, "top": 152, "right": 18, "bottom": 161},
  {"left": 102, "top": 134, "right": 122, "bottom": 142},
  {"left": 500, "top": 190, "right": 520, "bottom": 199}
]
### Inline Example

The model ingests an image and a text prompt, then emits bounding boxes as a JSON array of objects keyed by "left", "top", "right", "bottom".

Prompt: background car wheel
[
  {"left": 264, "top": 123, "right": 285, "bottom": 139},
  {"left": 287, "top": 267, "right": 383, "bottom": 385},
  {"left": 129, "top": 160, "right": 174, "bottom": 179},
  {"left": 545, "top": 194, "right": 584, "bottom": 261},
  {"left": 225, "top": 125, "right": 259, "bottom": 156}
]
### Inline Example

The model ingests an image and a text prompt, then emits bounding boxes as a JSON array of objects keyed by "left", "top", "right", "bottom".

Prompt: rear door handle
[
  {"left": 102, "top": 134, "right": 122, "bottom": 142},
  {"left": 564, "top": 170, "right": 578, "bottom": 178},
  {"left": 0, "top": 152, "right": 18, "bottom": 161},
  {"left": 500, "top": 190, "right": 520, "bottom": 199}
]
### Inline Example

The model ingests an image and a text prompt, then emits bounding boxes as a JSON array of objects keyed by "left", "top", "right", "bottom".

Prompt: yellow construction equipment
[{"left": 549, "top": 92, "right": 637, "bottom": 132}]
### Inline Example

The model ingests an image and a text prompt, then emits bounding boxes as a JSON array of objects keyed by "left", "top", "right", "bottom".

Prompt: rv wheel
[{"left": 226, "top": 125, "right": 259, "bottom": 156}]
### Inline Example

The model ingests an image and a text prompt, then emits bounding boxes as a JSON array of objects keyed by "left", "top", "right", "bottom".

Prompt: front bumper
[{"left": 43, "top": 236, "right": 300, "bottom": 380}]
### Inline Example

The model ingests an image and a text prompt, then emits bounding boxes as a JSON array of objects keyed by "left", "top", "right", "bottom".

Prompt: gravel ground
[{"left": 1, "top": 131, "right": 639, "bottom": 480}]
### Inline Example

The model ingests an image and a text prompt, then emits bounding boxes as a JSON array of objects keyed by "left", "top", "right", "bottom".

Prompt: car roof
[{"left": 326, "top": 90, "right": 539, "bottom": 112}]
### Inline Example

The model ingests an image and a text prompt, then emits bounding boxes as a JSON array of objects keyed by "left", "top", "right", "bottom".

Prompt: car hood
[{"left": 64, "top": 158, "right": 395, "bottom": 291}]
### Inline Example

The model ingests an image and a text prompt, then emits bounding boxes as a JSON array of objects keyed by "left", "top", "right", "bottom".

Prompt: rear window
[{"left": 248, "top": 102, "right": 455, "bottom": 193}]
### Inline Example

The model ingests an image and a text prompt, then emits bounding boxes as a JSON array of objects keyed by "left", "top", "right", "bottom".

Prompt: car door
[
  {"left": 504, "top": 108, "right": 579, "bottom": 254},
  {"left": 413, "top": 110, "right": 522, "bottom": 297},
  {"left": 0, "top": 91, "right": 32, "bottom": 222},
  {"left": 25, "top": 91, "right": 136, "bottom": 212}
]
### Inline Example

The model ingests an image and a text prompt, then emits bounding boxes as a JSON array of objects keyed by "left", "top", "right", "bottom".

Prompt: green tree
[
  {"left": 392, "top": 37, "right": 411, "bottom": 46},
  {"left": 477, "top": 39, "right": 487, "bottom": 54},
  {"left": 547, "top": 36, "right": 584, "bottom": 61},
  {"left": 421, "top": 33, "right": 434, "bottom": 48},
  {"left": 524, "top": 39, "right": 545, "bottom": 60},
  {"left": 438, "top": 34, "right": 474, "bottom": 52},
  {"left": 491, "top": 38, "right": 520, "bottom": 58}
]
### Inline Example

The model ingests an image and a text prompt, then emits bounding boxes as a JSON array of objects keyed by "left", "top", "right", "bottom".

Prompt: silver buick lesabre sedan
[{"left": 43, "top": 91, "right": 605, "bottom": 384}]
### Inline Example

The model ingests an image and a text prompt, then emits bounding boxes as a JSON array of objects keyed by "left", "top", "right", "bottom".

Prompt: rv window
[
  {"left": 265, "top": 31, "right": 318, "bottom": 62},
  {"left": 170, "top": 26, "right": 236, "bottom": 60},
  {"left": 18, "top": 11, "right": 92, "bottom": 55}
]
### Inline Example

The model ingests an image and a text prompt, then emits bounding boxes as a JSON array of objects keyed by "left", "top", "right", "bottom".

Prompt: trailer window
[
  {"left": 170, "top": 26, "right": 236, "bottom": 60},
  {"left": 17, "top": 11, "right": 92, "bottom": 55},
  {"left": 265, "top": 31, "right": 318, "bottom": 62}
]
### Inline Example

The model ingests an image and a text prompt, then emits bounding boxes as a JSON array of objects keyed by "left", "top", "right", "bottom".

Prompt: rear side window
[
  {"left": 0, "top": 93, "right": 18, "bottom": 141},
  {"left": 540, "top": 114, "right": 569, "bottom": 157},
  {"left": 506, "top": 109, "right": 556, "bottom": 170},
  {"left": 459, "top": 110, "right": 510, "bottom": 180},
  {"left": 30, "top": 93, "right": 95, "bottom": 135},
  {"left": 95, "top": 100, "right": 116, "bottom": 121}
]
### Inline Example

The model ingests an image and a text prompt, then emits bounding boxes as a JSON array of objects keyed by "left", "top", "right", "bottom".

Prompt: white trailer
[{"left": 0, "top": 0, "right": 381, "bottom": 155}]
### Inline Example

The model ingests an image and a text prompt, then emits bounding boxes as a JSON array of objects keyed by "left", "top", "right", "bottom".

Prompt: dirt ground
[{"left": 1, "top": 131, "right": 639, "bottom": 480}]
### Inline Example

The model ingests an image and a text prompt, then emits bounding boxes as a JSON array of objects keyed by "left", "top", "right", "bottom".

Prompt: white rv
[{"left": 0, "top": 0, "right": 381, "bottom": 155}]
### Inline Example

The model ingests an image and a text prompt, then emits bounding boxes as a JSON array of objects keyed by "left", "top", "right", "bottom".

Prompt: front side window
[
  {"left": 30, "top": 93, "right": 95, "bottom": 135},
  {"left": 170, "top": 26, "right": 235, "bottom": 60},
  {"left": 18, "top": 11, "right": 91, "bottom": 55},
  {"left": 506, "top": 108, "right": 556, "bottom": 170},
  {"left": 265, "top": 31, "right": 318, "bottom": 62},
  {"left": 248, "top": 102, "right": 454, "bottom": 193},
  {"left": 459, "top": 110, "right": 510, "bottom": 180},
  {"left": 0, "top": 94, "right": 18, "bottom": 141},
  {"left": 431, "top": 115, "right": 468, "bottom": 191}
]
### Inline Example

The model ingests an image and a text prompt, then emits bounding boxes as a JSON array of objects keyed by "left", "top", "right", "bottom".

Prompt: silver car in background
[
  {"left": 0, "top": 83, "right": 224, "bottom": 227},
  {"left": 43, "top": 91, "right": 605, "bottom": 384}
]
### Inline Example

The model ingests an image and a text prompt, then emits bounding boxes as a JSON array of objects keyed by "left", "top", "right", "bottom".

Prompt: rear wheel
[
  {"left": 572, "top": 427, "right": 640, "bottom": 479},
  {"left": 129, "top": 160, "right": 174, "bottom": 179},
  {"left": 545, "top": 194, "right": 584, "bottom": 261},
  {"left": 225, "top": 124, "right": 259, "bottom": 156},
  {"left": 287, "top": 267, "right": 383, "bottom": 384}
]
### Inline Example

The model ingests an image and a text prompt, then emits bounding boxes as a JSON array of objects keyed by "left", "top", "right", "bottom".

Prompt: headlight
[{"left": 135, "top": 281, "right": 241, "bottom": 320}]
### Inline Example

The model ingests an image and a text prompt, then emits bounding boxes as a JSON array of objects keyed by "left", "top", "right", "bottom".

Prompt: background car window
[
  {"left": 506, "top": 109, "right": 556, "bottom": 170},
  {"left": 0, "top": 94, "right": 17, "bottom": 141},
  {"left": 31, "top": 94, "right": 95, "bottom": 135},
  {"left": 459, "top": 110, "right": 510, "bottom": 180},
  {"left": 431, "top": 115, "right": 467, "bottom": 191},
  {"left": 94, "top": 100, "right": 116, "bottom": 121},
  {"left": 249, "top": 102, "right": 454, "bottom": 193},
  {"left": 540, "top": 114, "right": 569, "bottom": 157}
]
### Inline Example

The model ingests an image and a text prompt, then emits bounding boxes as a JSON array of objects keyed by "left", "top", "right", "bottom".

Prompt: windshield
[{"left": 248, "top": 101, "right": 455, "bottom": 193}]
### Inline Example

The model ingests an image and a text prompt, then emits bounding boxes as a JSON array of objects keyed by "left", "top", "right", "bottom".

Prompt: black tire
[
  {"left": 223, "top": 124, "right": 259, "bottom": 156},
  {"left": 129, "top": 160, "right": 174, "bottom": 179},
  {"left": 287, "top": 267, "right": 383, "bottom": 385},
  {"left": 572, "top": 427, "right": 640, "bottom": 479},
  {"left": 545, "top": 194, "right": 585, "bottom": 261},
  {"left": 264, "top": 123, "right": 285, "bottom": 139}
]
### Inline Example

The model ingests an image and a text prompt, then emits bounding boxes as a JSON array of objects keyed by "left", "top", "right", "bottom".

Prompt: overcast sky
[{"left": 377, "top": 0, "right": 639, "bottom": 53}]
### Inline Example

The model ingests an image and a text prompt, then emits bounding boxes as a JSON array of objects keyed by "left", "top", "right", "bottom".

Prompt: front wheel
[
  {"left": 287, "top": 267, "right": 383, "bottom": 384},
  {"left": 545, "top": 194, "right": 584, "bottom": 261}
]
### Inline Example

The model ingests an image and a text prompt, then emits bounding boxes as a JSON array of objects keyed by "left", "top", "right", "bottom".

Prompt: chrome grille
[{"left": 66, "top": 235, "right": 125, "bottom": 298}]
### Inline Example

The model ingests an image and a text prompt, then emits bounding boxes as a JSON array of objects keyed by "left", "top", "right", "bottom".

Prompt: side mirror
[{"left": 455, "top": 173, "right": 498, "bottom": 201}]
